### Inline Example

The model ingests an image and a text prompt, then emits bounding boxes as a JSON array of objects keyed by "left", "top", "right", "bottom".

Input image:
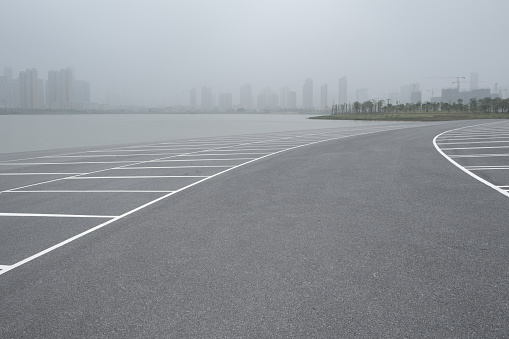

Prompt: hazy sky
[{"left": 2, "top": 0, "right": 508, "bottom": 105}]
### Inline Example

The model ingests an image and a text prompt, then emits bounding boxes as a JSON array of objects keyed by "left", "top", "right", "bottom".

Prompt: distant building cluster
[
  {"left": 185, "top": 72, "right": 498, "bottom": 113},
  {"left": 0, "top": 66, "right": 91, "bottom": 110},
  {"left": 189, "top": 77, "right": 335, "bottom": 113}
]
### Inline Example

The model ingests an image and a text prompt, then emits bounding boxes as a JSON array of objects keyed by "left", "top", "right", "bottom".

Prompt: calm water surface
[{"left": 1, "top": 114, "right": 397, "bottom": 154}]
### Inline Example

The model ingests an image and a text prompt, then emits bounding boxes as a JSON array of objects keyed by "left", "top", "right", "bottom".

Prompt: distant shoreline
[
  {"left": 310, "top": 111, "right": 509, "bottom": 121},
  {"left": 0, "top": 110, "right": 321, "bottom": 116}
]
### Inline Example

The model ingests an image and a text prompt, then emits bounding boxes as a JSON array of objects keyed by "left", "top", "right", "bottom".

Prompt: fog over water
[
  {"left": 2, "top": 0, "right": 508, "bottom": 105},
  {"left": 0, "top": 114, "right": 399, "bottom": 154}
]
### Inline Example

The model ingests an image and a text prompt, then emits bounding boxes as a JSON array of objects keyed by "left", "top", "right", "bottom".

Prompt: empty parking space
[
  {"left": 1, "top": 123, "right": 429, "bottom": 276},
  {"left": 0, "top": 174, "right": 73, "bottom": 191},
  {"left": 15, "top": 177, "right": 198, "bottom": 192},
  {"left": 0, "top": 192, "right": 166, "bottom": 216},
  {"left": 0, "top": 216, "right": 108, "bottom": 265},
  {"left": 434, "top": 121, "right": 509, "bottom": 198}
]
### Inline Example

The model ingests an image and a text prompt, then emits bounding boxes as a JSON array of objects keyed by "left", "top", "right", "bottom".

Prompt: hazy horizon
[{"left": 2, "top": 0, "right": 508, "bottom": 106}]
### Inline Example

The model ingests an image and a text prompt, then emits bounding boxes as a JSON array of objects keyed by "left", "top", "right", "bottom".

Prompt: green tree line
[{"left": 331, "top": 97, "right": 509, "bottom": 115}]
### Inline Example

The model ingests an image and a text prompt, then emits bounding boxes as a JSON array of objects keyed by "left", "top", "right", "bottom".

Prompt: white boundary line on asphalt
[
  {"left": 68, "top": 176, "right": 208, "bottom": 179},
  {"left": 433, "top": 121, "right": 509, "bottom": 199},
  {"left": 4, "top": 190, "right": 174, "bottom": 193},
  {"left": 0, "top": 173, "right": 81, "bottom": 175},
  {"left": 0, "top": 213, "right": 117, "bottom": 218},
  {"left": 439, "top": 145, "right": 509, "bottom": 150},
  {"left": 0, "top": 122, "right": 427, "bottom": 276}
]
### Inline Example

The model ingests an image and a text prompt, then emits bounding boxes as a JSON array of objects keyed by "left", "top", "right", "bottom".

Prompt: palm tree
[
  {"left": 469, "top": 98, "right": 478, "bottom": 113},
  {"left": 353, "top": 101, "right": 361, "bottom": 114}
]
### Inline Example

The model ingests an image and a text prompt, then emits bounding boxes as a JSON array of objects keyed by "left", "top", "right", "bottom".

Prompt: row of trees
[{"left": 331, "top": 97, "right": 509, "bottom": 115}]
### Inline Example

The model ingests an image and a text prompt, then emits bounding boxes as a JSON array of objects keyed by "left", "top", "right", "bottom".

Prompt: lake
[{"left": 0, "top": 113, "right": 397, "bottom": 154}]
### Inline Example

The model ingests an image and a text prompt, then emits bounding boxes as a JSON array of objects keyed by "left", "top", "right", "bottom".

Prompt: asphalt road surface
[{"left": 1, "top": 120, "right": 509, "bottom": 338}]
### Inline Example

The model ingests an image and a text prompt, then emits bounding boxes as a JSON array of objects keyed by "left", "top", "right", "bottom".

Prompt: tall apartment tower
[
  {"left": 59, "top": 68, "right": 73, "bottom": 106},
  {"left": 190, "top": 88, "right": 197, "bottom": 109},
  {"left": 470, "top": 72, "right": 479, "bottom": 91},
  {"left": 320, "top": 84, "right": 328, "bottom": 110},
  {"left": 338, "top": 76, "right": 347, "bottom": 105},
  {"left": 46, "top": 68, "right": 73, "bottom": 109},
  {"left": 0, "top": 67, "right": 16, "bottom": 107},
  {"left": 303, "top": 78, "right": 313, "bottom": 109},
  {"left": 239, "top": 83, "right": 252, "bottom": 109},
  {"left": 19, "top": 68, "right": 39, "bottom": 109}
]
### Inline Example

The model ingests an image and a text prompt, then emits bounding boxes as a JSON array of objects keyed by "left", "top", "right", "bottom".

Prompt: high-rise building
[
  {"left": 59, "top": 68, "right": 73, "bottom": 106},
  {"left": 303, "top": 78, "right": 313, "bottom": 109},
  {"left": 0, "top": 67, "right": 15, "bottom": 108},
  {"left": 400, "top": 83, "right": 420, "bottom": 104},
  {"left": 239, "top": 83, "right": 252, "bottom": 109},
  {"left": 268, "top": 93, "right": 279, "bottom": 109},
  {"left": 320, "top": 84, "right": 327, "bottom": 110},
  {"left": 470, "top": 72, "right": 479, "bottom": 91},
  {"left": 38, "top": 79, "right": 45, "bottom": 108},
  {"left": 19, "top": 68, "right": 39, "bottom": 109},
  {"left": 46, "top": 68, "right": 73, "bottom": 109},
  {"left": 189, "top": 88, "right": 196, "bottom": 109},
  {"left": 46, "top": 70, "right": 58, "bottom": 108},
  {"left": 338, "top": 76, "right": 347, "bottom": 105},
  {"left": 257, "top": 87, "right": 270, "bottom": 110},
  {"left": 201, "top": 85, "right": 213, "bottom": 111}
]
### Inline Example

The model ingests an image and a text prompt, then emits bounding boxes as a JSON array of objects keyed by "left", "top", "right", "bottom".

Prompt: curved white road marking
[
  {"left": 0, "top": 123, "right": 439, "bottom": 276},
  {"left": 433, "top": 121, "right": 509, "bottom": 199}
]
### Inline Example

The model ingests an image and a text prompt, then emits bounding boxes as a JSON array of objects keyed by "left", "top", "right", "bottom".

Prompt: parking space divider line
[
  {"left": 0, "top": 122, "right": 439, "bottom": 277},
  {"left": 0, "top": 213, "right": 117, "bottom": 218},
  {"left": 434, "top": 121, "right": 509, "bottom": 199}
]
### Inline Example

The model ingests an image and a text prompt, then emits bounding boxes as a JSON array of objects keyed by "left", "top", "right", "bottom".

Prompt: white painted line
[
  {"left": 0, "top": 213, "right": 117, "bottom": 218},
  {"left": 433, "top": 121, "right": 509, "bottom": 199},
  {"left": 0, "top": 265, "right": 11, "bottom": 270},
  {"left": 0, "top": 122, "right": 435, "bottom": 277},
  {"left": 86, "top": 149, "right": 190, "bottom": 152},
  {"left": 201, "top": 148, "right": 283, "bottom": 152},
  {"left": 183, "top": 153, "right": 268, "bottom": 156},
  {"left": 5, "top": 190, "right": 174, "bottom": 193},
  {"left": 44, "top": 154, "right": 172, "bottom": 158},
  {"left": 156, "top": 158, "right": 254, "bottom": 162},
  {"left": 117, "top": 166, "right": 231, "bottom": 169},
  {"left": 0, "top": 162, "right": 136, "bottom": 165},
  {"left": 439, "top": 145, "right": 509, "bottom": 150},
  {"left": 68, "top": 176, "right": 207, "bottom": 179},
  {"left": 0, "top": 173, "right": 81, "bottom": 175},
  {"left": 436, "top": 140, "right": 509, "bottom": 145},
  {"left": 467, "top": 167, "right": 509, "bottom": 171},
  {"left": 465, "top": 165, "right": 509, "bottom": 169},
  {"left": 438, "top": 136, "right": 509, "bottom": 141},
  {"left": 449, "top": 153, "right": 509, "bottom": 158}
]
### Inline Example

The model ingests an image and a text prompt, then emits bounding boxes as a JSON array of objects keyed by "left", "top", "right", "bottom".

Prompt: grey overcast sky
[{"left": 2, "top": 0, "right": 508, "bottom": 105}]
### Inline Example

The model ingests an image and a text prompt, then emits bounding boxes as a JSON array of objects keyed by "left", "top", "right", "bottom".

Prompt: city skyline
[
  {"left": 1, "top": 0, "right": 507, "bottom": 107},
  {"left": 2, "top": 64, "right": 504, "bottom": 111}
]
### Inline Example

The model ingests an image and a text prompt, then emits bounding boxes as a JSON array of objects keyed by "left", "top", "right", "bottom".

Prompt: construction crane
[
  {"left": 426, "top": 76, "right": 466, "bottom": 90},
  {"left": 427, "top": 89, "right": 438, "bottom": 98},
  {"left": 451, "top": 77, "right": 467, "bottom": 90}
]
